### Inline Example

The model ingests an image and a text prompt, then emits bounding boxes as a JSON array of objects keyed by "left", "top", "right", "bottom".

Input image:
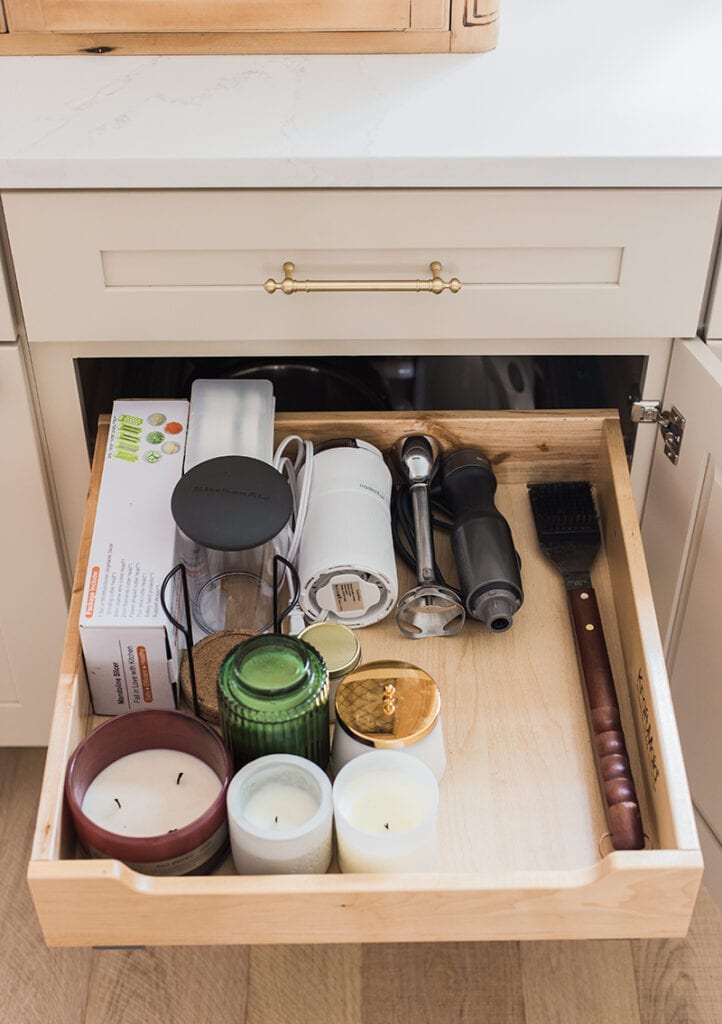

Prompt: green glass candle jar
[{"left": 217, "top": 634, "right": 329, "bottom": 770}]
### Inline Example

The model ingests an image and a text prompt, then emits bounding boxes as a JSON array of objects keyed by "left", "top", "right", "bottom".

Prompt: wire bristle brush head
[{"left": 527, "top": 481, "right": 601, "bottom": 581}]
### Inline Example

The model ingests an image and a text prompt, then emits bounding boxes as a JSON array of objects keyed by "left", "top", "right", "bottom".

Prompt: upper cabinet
[{"left": 0, "top": 0, "right": 497, "bottom": 53}]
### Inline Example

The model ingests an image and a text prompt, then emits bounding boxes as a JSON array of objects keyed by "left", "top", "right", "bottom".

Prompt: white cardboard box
[{"left": 80, "top": 400, "right": 189, "bottom": 715}]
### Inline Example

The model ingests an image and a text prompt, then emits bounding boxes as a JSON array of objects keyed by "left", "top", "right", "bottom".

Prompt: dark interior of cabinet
[{"left": 76, "top": 353, "right": 645, "bottom": 461}]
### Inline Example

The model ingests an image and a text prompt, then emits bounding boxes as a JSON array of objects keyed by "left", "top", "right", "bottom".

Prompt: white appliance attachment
[{"left": 297, "top": 440, "right": 397, "bottom": 629}]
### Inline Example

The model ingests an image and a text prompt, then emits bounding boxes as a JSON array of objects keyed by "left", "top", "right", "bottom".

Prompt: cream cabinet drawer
[
  {"left": 4, "top": 189, "right": 720, "bottom": 344},
  {"left": 29, "top": 409, "right": 701, "bottom": 947}
]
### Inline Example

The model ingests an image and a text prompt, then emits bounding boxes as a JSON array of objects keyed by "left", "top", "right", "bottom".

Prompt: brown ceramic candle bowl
[{"left": 65, "top": 709, "right": 232, "bottom": 876}]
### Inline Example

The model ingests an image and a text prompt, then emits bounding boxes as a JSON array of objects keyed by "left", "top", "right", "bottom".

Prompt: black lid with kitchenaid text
[{"left": 171, "top": 455, "right": 293, "bottom": 551}]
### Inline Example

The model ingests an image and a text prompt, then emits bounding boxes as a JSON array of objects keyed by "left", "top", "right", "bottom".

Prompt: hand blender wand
[
  {"left": 393, "top": 435, "right": 466, "bottom": 639},
  {"left": 441, "top": 449, "right": 524, "bottom": 632}
]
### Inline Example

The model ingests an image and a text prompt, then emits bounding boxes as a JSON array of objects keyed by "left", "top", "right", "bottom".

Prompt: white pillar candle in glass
[
  {"left": 332, "top": 750, "right": 438, "bottom": 873},
  {"left": 227, "top": 754, "right": 333, "bottom": 875},
  {"left": 81, "top": 748, "right": 222, "bottom": 837}
]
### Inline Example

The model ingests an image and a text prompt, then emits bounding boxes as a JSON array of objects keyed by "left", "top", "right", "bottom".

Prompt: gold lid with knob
[{"left": 334, "top": 660, "right": 441, "bottom": 749}]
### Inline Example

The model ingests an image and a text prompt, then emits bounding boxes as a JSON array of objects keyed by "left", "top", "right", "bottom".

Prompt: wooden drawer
[
  {"left": 4, "top": 189, "right": 720, "bottom": 345},
  {"left": 28, "top": 409, "right": 702, "bottom": 947}
]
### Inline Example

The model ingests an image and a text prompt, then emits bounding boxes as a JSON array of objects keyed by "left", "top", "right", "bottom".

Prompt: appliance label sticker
[{"left": 332, "top": 581, "right": 365, "bottom": 613}]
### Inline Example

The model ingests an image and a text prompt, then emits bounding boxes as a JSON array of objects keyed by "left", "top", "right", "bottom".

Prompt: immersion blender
[
  {"left": 393, "top": 435, "right": 466, "bottom": 639},
  {"left": 441, "top": 449, "right": 523, "bottom": 632}
]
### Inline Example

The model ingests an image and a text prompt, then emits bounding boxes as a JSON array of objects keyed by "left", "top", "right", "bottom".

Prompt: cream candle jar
[
  {"left": 332, "top": 750, "right": 438, "bottom": 873},
  {"left": 227, "top": 754, "right": 333, "bottom": 875},
  {"left": 332, "top": 661, "right": 446, "bottom": 781}
]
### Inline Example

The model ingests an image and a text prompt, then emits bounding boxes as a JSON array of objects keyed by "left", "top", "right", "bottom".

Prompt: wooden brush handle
[{"left": 569, "top": 586, "right": 644, "bottom": 851}]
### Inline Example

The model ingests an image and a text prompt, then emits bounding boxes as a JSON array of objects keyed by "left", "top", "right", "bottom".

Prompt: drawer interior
[{"left": 29, "top": 410, "right": 701, "bottom": 945}]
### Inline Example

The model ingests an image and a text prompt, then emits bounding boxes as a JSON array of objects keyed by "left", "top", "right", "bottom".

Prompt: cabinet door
[
  {"left": 0, "top": 344, "right": 67, "bottom": 744},
  {"left": 4, "top": 0, "right": 446, "bottom": 33},
  {"left": 642, "top": 338, "right": 722, "bottom": 906},
  {"left": 0, "top": 255, "right": 14, "bottom": 341},
  {"left": 706, "top": 251, "right": 722, "bottom": 340}
]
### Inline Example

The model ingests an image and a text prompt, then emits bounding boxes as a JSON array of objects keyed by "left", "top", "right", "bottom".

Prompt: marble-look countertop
[{"left": 1, "top": 0, "right": 722, "bottom": 189}]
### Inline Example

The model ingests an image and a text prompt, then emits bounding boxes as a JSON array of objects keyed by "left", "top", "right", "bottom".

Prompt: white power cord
[{"left": 273, "top": 434, "right": 313, "bottom": 634}]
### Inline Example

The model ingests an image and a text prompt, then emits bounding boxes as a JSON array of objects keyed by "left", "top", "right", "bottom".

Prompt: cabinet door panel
[
  {"left": 706, "top": 247, "right": 722, "bottom": 340},
  {"left": 0, "top": 254, "right": 13, "bottom": 341},
  {"left": 642, "top": 338, "right": 722, "bottom": 904},
  {"left": 0, "top": 344, "right": 67, "bottom": 744},
  {"left": 8, "top": 0, "right": 413, "bottom": 33}
]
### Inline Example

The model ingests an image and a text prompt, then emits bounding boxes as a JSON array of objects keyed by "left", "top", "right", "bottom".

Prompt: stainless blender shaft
[
  {"left": 410, "top": 483, "right": 436, "bottom": 585},
  {"left": 392, "top": 434, "right": 465, "bottom": 639}
]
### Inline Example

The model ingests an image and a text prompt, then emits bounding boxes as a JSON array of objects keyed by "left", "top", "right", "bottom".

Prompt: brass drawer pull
[{"left": 264, "top": 261, "right": 462, "bottom": 295}]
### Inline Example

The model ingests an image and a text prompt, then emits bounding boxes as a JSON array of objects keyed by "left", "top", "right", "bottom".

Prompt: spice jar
[
  {"left": 298, "top": 622, "right": 361, "bottom": 723},
  {"left": 217, "top": 634, "right": 329, "bottom": 770},
  {"left": 332, "top": 661, "right": 446, "bottom": 781}
]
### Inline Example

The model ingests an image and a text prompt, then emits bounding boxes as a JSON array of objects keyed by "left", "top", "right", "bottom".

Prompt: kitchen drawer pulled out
[{"left": 28, "top": 411, "right": 701, "bottom": 947}]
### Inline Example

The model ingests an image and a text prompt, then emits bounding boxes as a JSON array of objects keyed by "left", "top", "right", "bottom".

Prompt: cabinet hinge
[{"left": 630, "top": 401, "right": 686, "bottom": 465}]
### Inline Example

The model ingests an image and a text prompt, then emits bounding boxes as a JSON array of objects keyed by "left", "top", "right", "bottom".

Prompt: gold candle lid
[
  {"left": 334, "top": 661, "right": 441, "bottom": 749},
  {"left": 298, "top": 622, "right": 361, "bottom": 680}
]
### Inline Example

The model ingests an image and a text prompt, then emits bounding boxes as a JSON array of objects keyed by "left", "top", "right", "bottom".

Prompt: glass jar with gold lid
[
  {"left": 298, "top": 622, "right": 361, "bottom": 723},
  {"left": 331, "top": 660, "right": 445, "bottom": 781}
]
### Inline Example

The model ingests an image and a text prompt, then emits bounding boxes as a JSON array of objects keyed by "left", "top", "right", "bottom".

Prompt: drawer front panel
[
  {"left": 4, "top": 189, "right": 720, "bottom": 344},
  {"left": 29, "top": 411, "right": 701, "bottom": 946}
]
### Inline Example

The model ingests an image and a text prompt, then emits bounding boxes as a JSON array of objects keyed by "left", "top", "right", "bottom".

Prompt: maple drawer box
[{"left": 28, "top": 409, "right": 701, "bottom": 947}]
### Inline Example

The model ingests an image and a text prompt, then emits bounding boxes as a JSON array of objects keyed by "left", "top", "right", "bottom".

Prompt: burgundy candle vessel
[{"left": 65, "top": 709, "right": 232, "bottom": 876}]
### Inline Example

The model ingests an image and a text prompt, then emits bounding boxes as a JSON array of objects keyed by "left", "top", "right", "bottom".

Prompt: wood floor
[{"left": 2, "top": 748, "right": 721, "bottom": 1024}]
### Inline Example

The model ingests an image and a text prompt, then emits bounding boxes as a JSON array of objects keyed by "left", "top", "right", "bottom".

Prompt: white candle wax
[
  {"left": 332, "top": 751, "right": 438, "bottom": 873},
  {"left": 242, "top": 783, "right": 319, "bottom": 831},
  {"left": 81, "top": 748, "right": 222, "bottom": 837},
  {"left": 227, "top": 755, "right": 333, "bottom": 875}
]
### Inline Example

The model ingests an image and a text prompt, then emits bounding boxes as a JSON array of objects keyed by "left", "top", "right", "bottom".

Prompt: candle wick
[
  {"left": 114, "top": 798, "right": 122, "bottom": 809},
  {"left": 384, "top": 822, "right": 390, "bottom": 830},
  {"left": 176, "top": 772, "right": 184, "bottom": 785},
  {"left": 274, "top": 815, "right": 279, "bottom": 824},
  {"left": 168, "top": 828, "right": 178, "bottom": 833}
]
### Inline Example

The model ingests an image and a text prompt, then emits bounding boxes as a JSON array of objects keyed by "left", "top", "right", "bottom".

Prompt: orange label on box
[
  {"left": 138, "top": 646, "right": 153, "bottom": 702},
  {"left": 85, "top": 566, "right": 100, "bottom": 619}
]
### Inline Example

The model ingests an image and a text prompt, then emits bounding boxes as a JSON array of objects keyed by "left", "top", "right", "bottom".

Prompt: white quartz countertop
[{"left": 1, "top": 0, "right": 722, "bottom": 189}]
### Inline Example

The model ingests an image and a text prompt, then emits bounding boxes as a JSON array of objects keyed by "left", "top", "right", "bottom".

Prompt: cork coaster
[{"left": 180, "top": 629, "right": 256, "bottom": 724}]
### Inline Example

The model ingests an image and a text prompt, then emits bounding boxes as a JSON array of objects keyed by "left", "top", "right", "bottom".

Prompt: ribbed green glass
[{"left": 217, "top": 634, "right": 329, "bottom": 769}]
